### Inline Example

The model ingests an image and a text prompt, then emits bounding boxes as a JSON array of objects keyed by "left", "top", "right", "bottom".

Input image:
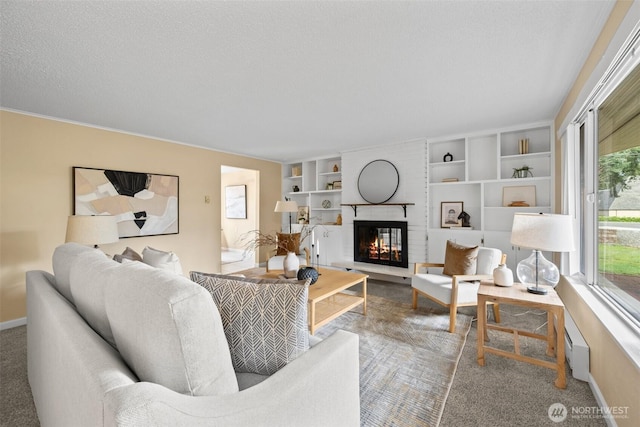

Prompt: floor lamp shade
[
  {"left": 65, "top": 215, "right": 119, "bottom": 247},
  {"left": 274, "top": 200, "right": 298, "bottom": 233},
  {"left": 510, "top": 213, "right": 575, "bottom": 294}
]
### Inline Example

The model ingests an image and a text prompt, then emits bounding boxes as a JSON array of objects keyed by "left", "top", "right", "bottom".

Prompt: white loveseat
[{"left": 27, "top": 243, "right": 360, "bottom": 426}]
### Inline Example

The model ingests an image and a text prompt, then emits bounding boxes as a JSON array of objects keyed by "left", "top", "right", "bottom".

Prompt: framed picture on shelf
[
  {"left": 502, "top": 185, "right": 536, "bottom": 207},
  {"left": 297, "top": 206, "right": 309, "bottom": 224},
  {"left": 441, "top": 201, "right": 463, "bottom": 228}
]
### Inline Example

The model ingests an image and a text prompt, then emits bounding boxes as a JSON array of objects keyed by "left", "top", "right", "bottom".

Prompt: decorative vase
[
  {"left": 297, "top": 266, "right": 319, "bottom": 284},
  {"left": 283, "top": 252, "right": 300, "bottom": 278},
  {"left": 493, "top": 263, "right": 514, "bottom": 287}
]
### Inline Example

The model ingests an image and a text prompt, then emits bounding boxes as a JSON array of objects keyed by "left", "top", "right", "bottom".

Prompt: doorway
[{"left": 220, "top": 165, "right": 259, "bottom": 274}]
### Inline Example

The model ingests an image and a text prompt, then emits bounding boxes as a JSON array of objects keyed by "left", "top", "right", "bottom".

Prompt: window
[
  {"left": 572, "top": 37, "right": 640, "bottom": 328},
  {"left": 596, "top": 64, "right": 640, "bottom": 323}
]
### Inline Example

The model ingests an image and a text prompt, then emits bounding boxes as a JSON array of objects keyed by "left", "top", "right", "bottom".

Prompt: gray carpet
[
  {"left": 0, "top": 279, "right": 604, "bottom": 427},
  {"left": 315, "top": 294, "right": 471, "bottom": 426}
]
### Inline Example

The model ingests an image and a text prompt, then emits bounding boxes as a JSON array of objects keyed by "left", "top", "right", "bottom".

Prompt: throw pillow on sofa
[
  {"left": 190, "top": 272, "right": 310, "bottom": 375},
  {"left": 142, "top": 246, "right": 183, "bottom": 274},
  {"left": 113, "top": 246, "right": 143, "bottom": 263}
]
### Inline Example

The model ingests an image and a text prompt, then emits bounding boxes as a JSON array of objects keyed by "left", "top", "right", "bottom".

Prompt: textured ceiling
[{"left": 1, "top": 1, "right": 615, "bottom": 162}]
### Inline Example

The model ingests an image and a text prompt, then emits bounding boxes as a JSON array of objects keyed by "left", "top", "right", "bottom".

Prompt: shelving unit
[
  {"left": 427, "top": 122, "right": 554, "bottom": 271},
  {"left": 281, "top": 156, "right": 343, "bottom": 267},
  {"left": 282, "top": 156, "right": 343, "bottom": 227}
]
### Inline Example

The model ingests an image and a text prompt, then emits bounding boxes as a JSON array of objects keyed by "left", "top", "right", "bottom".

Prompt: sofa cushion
[
  {"left": 69, "top": 249, "right": 121, "bottom": 348},
  {"left": 141, "top": 246, "right": 183, "bottom": 274},
  {"left": 52, "top": 242, "right": 94, "bottom": 304},
  {"left": 190, "top": 272, "right": 310, "bottom": 375},
  {"left": 442, "top": 240, "right": 479, "bottom": 276},
  {"left": 113, "top": 246, "right": 142, "bottom": 263},
  {"left": 105, "top": 263, "right": 238, "bottom": 396}
]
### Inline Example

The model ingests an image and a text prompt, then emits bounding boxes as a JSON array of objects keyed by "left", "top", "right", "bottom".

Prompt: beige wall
[
  {"left": 553, "top": 2, "right": 639, "bottom": 425},
  {"left": 0, "top": 110, "right": 281, "bottom": 322}
]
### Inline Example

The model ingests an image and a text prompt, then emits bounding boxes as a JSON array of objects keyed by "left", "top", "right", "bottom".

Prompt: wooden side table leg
[
  {"left": 546, "top": 310, "right": 555, "bottom": 357},
  {"left": 554, "top": 307, "right": 567, "bottom": 389},
  {"left": 477, "top": 295, "right": 487, "bottom": 366}
]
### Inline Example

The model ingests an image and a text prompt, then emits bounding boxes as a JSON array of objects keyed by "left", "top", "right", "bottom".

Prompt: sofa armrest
[{"left": 105, "top": 330, "right": 360, "bottom": 427}]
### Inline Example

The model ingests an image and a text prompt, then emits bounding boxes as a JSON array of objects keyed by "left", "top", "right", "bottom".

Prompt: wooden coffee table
[{"left": 259, "top": 268, "right": 368, "bottom": 335}]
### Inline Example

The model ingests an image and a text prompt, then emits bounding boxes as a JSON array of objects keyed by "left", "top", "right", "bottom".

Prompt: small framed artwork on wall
[
  {"left": 441, "top": 201, "right": 463, "bottom": 228},
  {"left": 225, "top": 185, "right": 247, "bottom": 219}
]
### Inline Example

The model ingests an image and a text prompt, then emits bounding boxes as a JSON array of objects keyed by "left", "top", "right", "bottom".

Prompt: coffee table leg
[
  {"left": 477, "top": 295, "right": 486, "bottom": 366},
  {"left": 362, "top": 278, "right": 367, "bottom": 316},
  {"left": 309, "top": 301, "right": 316, "bottom": 335}
]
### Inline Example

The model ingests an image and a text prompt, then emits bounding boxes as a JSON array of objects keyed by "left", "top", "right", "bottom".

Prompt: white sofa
[{"left": 27, "top": 243, "right": 360, "bottom": 426}]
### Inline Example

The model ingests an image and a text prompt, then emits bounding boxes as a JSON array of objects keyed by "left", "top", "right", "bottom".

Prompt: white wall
[{"left": 341, "top": 139, "right": 427, "bottom": 266}]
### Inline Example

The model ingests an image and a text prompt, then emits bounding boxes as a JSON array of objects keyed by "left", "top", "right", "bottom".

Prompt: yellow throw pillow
[{"left": 442, "top": 240, "right": 479, "bottom": 276}]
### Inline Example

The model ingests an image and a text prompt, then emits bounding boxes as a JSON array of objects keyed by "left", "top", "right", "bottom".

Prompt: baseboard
[
  {"left": 588, "top": 373, "right": 618, "bottom": 427},
  {"left": 0, "top": 317, "right": 26, "bottom": 330}
]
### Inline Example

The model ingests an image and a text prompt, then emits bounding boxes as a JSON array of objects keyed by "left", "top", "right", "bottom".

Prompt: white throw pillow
[{"left": 142, "top": 246, "right": 183, "bottom": 275}]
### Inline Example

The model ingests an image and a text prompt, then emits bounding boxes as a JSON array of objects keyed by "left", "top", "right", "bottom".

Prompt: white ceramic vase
[
  {"left": 493, "top": 263, "right": 514, "bottom": 287},
  {"left": 283, "top": 252, "right": 300, "bottom": 278}
]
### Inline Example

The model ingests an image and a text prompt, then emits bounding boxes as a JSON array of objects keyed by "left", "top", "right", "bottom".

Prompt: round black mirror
[{"left": 357, "top": 159, "right": 399, "bottom": 204}]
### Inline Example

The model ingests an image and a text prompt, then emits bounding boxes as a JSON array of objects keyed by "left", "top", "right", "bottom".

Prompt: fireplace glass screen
[{"left": 354, "top": 221, "right": 408, "bottom": 268}]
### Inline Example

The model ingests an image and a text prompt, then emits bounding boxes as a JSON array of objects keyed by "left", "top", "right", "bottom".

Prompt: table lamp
[
  {"left": 274, "top": 199, "right": 298, "bottom": 233},
  {"left": 510, "top": 213, "right": 575, "bottom": 295},
  {"left": 65, "top": 215, "right": 119, "bottom": 248}
]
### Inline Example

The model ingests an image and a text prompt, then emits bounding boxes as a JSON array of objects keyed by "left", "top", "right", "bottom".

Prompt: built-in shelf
[{"left": 340, "top": 203, "right": 415, "bottom": 217}]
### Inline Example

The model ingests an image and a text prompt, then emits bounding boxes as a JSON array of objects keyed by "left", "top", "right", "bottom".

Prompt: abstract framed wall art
[
  {"left": 225, "top": 185, "right": 247, "bottom": 219},
  {"left": 73, "top": 167, "right": 179, "bottom": 238}
]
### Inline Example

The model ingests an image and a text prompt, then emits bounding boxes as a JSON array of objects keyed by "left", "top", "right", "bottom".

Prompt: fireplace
[{"left": 353, "top": 220, "right": 408, "bottom": 268}]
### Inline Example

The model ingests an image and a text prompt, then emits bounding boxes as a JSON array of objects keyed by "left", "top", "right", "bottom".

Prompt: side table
[{"left": 477, "top": 281, "right": 566, "bottom": 389}]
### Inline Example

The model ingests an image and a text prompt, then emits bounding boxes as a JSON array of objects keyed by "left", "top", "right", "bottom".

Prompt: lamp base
[{"left": 527, "top": 286, "right": 548, "bottom": 295}]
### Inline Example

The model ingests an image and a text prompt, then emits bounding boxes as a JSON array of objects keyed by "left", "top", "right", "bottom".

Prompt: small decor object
[
  {"left": 332, "top": 181, "right": 342, "bottom": 190},
  {"left": 321, "top": 199, "right": 331, "bottom": 209},
  {"left": 441, "top": 201, "right": 463, "bottom": 228},
  {"left": 292, "top": 185, "right": 300, "bottom": 192},
  {"left": 512, "top": 165, "right": 533, "bottom": 178},
  {"left": 73, "top": 167, "right": 179, "bottom": 238},
  {"left": 443, "top": 152, "right": 453, "bottom": 162},
  {"left": 326, "top": 183, "right": 333, "bottom": 190},
  {"left": 457, "top": 211, "right": 471, "bottom": 227},
  {"left": 283, "top": 252, "right": 300, "bottom": 278},
  {"left": 225, "top": 185, "right": 247, "bottom": 219},
  {"left": 441, "top": 177, "right": 459, "bottom": 182},
  {"left": 518, "top": 138, "right": 529, "bottom": 154},
  {"left": 502, "top": 185, "right": 536, "bottom": 207},
  {"left": 336, "top": 213, "right": 342, "bottom": 225},
  {"left": 333, "top": 164, "right": 339, "bottom": 172},
  {"left": 493, "top": 255, "right": 513, "bottom": 287},
  {"left": 291, "top": 166, "right": 302, "bottom": 177},
  {"left": 297, "top": 266, "right": 319, "bottom": 284},
  {"left": 510, "top": 213, "right": 575, "bottom": 295}
]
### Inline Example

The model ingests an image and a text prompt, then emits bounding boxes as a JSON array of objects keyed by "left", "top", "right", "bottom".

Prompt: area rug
[{"left": 315, "top": 294, "right": 472, "bottom": 427}]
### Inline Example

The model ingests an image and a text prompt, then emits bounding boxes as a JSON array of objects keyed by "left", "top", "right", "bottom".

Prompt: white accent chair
[
  {"left": 265, "top": 232, "right": 311, "bottom": 272},
  {"left": 412, "top": 242, "right": 503, "bottom": 333}
]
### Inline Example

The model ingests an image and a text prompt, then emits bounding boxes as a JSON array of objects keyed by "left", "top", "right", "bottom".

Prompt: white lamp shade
[
  {"left": 510, "top": 213, "right": 575, "bottom": 252},
  {"left": 274, "top": 200, "right": 298, "bottom": 213},
  {"left": 65, "top": 215, "right": 119, "bottom": 246}
]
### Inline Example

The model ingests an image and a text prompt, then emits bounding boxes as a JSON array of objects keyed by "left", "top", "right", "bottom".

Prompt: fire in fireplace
[{"left": 353, "top": 220, "right": 408, "bottom": 268}]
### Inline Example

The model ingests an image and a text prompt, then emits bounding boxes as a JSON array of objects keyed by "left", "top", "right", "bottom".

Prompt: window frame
[{"left": 569, "top": 28, "right": 640, "bottom": 332}]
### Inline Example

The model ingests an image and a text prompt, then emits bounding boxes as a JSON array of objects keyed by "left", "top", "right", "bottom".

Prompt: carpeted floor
[
  {"left": 315, "top": 294, "right": 471, "bottom": 426},
  {"left": 0, "top": 278, "right": 604, "bottom": 427}
]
